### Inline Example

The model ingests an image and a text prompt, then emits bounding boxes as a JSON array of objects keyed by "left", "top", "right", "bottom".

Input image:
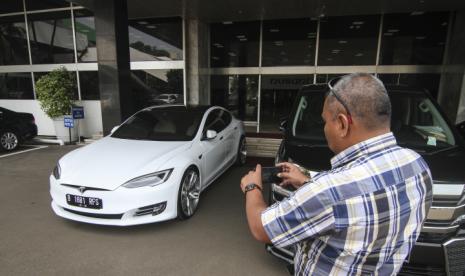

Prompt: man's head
[{"left": 322, "top": 73, "right": 392, "bottom": 154}]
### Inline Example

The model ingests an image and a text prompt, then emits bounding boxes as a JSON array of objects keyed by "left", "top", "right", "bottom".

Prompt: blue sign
[
  {"left": 64, "top": 116, "right": 74, "bottom": 128},
  {"left": 72, "top": 106, "right": 84, "bottom": 119}
]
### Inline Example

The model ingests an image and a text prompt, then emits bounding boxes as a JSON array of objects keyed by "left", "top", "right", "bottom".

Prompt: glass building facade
[{"left": 0, "top": 0, "right": 461, "bottom": 136}]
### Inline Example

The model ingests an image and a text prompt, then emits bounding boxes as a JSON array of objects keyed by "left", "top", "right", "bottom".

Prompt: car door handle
[
  {"left": 234, "top": 126, "right": 237, "bottom": 130},
  {"left": 220, "top": 136, "right": 223, "bottom": 140}
]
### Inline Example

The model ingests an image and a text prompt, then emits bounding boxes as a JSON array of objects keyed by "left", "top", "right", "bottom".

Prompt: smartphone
[{"left": 262, "top": 166, "right": 283, "bottom": 184}]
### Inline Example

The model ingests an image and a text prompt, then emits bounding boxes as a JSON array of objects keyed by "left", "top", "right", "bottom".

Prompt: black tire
[
  {"left": 235, "top": 137, "right": 247, "bottom": 166},
  {"left": 0, "top": 130, "right": 19, "bottom": 151},
  {"left": 177, "top": 167, "right": 201, "bottom": 220}
]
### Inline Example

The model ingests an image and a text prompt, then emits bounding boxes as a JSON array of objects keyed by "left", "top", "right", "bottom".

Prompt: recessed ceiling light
[
  {"left": 274, "top": 41, "right": 284, "bottom": 46},
  {"left": 146, "top": 25, "right": 156, "bottom": 29},
  {"left": 269, "top": 29, "right": 280, "bottom": 32},
  {"left": 355, "top": 53, "right": 364, "bottom": 57},
  {"left": 236, "top": 35, "right": 246, "bottom": 39},
  {"left": 352, "top": 21, "right": 365, "bottom": 25},
  {"left": 138, "top": 21, "right": 148, "bottom": 25},
  {"left": 222, "top": 21, "right": 233, "bottom": 25},
  {"left": 349, "top": 26, "right": 354, "bottom": 29},
  {"left": 442, "top": 22, "right": 448, "bottom": 26},
  {"left": 228, "top": 52, "right": 236, "bottom": 57},
  {"left": 239, "top": 38, "right": 247, "bottom": 42},
  {"left": 338, "top": 40, "right": 347, "bottom": 44},
  {"left": 415, "top": 36, "right": 426, "bottom": 40},
  {"left": 410, "top": 11, "right": 424, "bottom": 16},
  {"left": 387, "top": 29, "right": 399, "bottom": 33},
  {"left": 212, "top": 56, "right": 219, "bottom": 60},
  {"left": 280, "top": 51, "right": 286, "bottom": 55},
  {"left": 384, "top": 33, "right": 393, "bottom": 36}
]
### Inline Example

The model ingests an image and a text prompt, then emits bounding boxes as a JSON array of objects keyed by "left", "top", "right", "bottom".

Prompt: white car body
[{"left": 50, "top": 105, "right": 246, "bottom": 226}]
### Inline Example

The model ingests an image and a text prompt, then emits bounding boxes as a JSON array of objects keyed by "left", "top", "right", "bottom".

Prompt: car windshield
[
  {"left": 291, "top": 91, "right": 456, "bottom": 152},
  {"left": 111, "top": 109, "right": 203, "bottom": 141}
]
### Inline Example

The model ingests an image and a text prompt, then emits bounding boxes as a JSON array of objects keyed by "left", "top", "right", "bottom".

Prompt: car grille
[
  {"left": 444, "top": 238, "right": 465, "bottom": 276},
  {"left": 63, "top": 208, "right": 123, "bottom": 219}
]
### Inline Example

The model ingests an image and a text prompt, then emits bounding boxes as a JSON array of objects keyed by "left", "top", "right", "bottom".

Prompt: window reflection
[
  {"left": 34, "top": 71, "right": 78, "bottom": 100},
  {"left": 128, "top": 18, "right": 183, "bottom": 61},
  {"left": 28, "top": 11, "right": 75, "bottom": 64},
  {"left": 211, "top": 75, "right": 258, "bottom": 121},
  {"left": 0, "top": 73, "right": 33, "bottom": 99},
  {"left": 74, "top": 9, "right": 96, "bottom": 62},
  {"left": 260, "top": 75, "right": 313, "bottom": 132},
  {"left": 380, "top": 12, "right": 449, "bottom": 65},
  {"left": 0, "top": 15, "right": 29, "bottom": 65},
  {"left": 79, "top": 71, "right": 99, "bottom": 100},
  {"left": 378, "top": 74, "right": 441, "bottom": 99},
  {"left": 318, "top": 15, "right": 379, "bottom": 65},
  {"left": 262, "top": 18, "right": 318, "bottom": 66},
  {"left": 130, "top": 69, "right": 184, "bottom": 110},
  {"left": 210, "top": 21, "right": 260, "bottom": 67}
]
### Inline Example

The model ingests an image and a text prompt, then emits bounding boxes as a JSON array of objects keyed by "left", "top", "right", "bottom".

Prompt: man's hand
[
  {"left": 240, "top": 164, "right": 263, "bottom": 193},
  {"left": 276, "top": 162, "right": 310, "bottom": 189}
]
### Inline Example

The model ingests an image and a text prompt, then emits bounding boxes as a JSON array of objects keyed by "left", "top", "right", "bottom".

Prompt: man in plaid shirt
[{"left": 240, "top": 73, "right": 433, "bottom": 275}]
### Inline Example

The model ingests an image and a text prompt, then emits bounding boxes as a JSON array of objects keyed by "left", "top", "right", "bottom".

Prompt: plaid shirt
[{"left": 262, "top": 133, "right": 433, "bottom": 275}]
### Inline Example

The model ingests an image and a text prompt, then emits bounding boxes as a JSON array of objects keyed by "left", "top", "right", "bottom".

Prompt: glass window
[
  {"left": 128, "top": 17, "right": 183, "bottom": 61},
  {"left": 25, "top": 0, "right": 69, "bottom": 11},
  {"left": 211, "top": 75, "right": 258, "bottom": 121},
  {"left": 210, "top": 21, "right": 260, "bottom": 67},
  {"left": 34, "top": 71, "right": 78, "bottom": 100},
  {"left": 262, "top": 18, "right": 318, "bottom": 66},
  {"left": 74, "top": 9, "right": 96, "bottom": 62},
  {"left": 28, "top": 11, "right": 74, "bottom": 64},
  {"left": 0, "top": 72, "right": 34, "bottom": 99},
  {"left": 318, "top": 15, "right": 380, "bottom": 65},
  {"left": 79, "top": 71, "right": 99, "bottom": 100},
  {"left": 380, "top": 12, "right": 449, "bottom": 65},
  {"left": 0, "top": 0, "right": 24, "bottom": 14},
  {"left": 378, "top": 74, "right": 441, "bottom": 99},
  {"left": 315, "top": 74, "right": 346, "bottom": 84},
  {"left": 204, "top": 109, "right": 227, "bottom": 133},
  {"left": 112, "top": 108, "right": 203, "bottom": 141},
  {"left": 130, "top": 69, "right": 184, "bottom": 110},
  {"left": 0, "top": 15, "right": 29, "bottom": 65},
  {"left": 260, "top": 75, "right": 313, "bottom": 132}
]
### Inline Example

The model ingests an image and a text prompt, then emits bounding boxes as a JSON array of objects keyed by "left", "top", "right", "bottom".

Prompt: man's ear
[{"left": 337, "top": 114, "right": 350, "bottom": 138}]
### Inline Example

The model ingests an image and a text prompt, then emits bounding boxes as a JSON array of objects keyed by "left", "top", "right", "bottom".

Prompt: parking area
[{"left": 0, "top": 145, "right": 287, "bottom": 275}]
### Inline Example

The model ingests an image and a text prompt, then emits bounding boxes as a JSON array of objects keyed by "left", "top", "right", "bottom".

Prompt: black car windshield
[
  {"left": 291, "top": 91, "right": 456, "bottom": 151},
  {"left": 111, "top": 108, "right": 203, "bottom": 141}
]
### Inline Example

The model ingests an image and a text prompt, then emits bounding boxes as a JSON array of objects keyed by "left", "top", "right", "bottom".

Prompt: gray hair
[{"left": 328, "top": 73, "right": 391, "bottom": 130}]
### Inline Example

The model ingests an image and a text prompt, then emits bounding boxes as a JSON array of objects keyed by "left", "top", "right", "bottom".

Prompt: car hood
[
  {"left": 59, "top": 137, "right": 191, "bottom": 190},
  {"left": 284, "top": 138, "right": 465, "bottom": 184}
]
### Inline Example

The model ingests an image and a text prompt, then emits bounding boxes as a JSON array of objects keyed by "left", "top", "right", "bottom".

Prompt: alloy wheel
[
  {"left": 1, "top": 132, "right": 18, "bottom": 151},
  {"left": 180, "top": 169, "right": 200, "bottom": 217}
]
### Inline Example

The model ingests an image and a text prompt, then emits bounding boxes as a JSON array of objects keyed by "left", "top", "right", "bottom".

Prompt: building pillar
[
  {"left": 94, "top": 0, "right": 135, "bottom": 134},
  {"left": 185, "top": 18, "right": 210, "bottom": 105},
  {"left": 438, "top": 10, "right": 465, "bottom": 123}
]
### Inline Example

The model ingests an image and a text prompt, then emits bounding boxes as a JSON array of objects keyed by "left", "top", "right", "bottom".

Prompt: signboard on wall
[{"left": 261, "top": 76, "right": 313, "bottom": 90}]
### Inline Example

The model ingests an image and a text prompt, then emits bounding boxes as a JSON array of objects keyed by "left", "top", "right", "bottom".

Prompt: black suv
[{"left": 267, "top": 85, "right": 465, "bottom": 275}]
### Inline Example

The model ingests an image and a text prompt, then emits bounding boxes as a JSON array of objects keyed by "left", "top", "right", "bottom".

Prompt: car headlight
[
  {"left": 122, "top": 169, "right": 173, "bottom": 188},
  {"left": 53, "top": 163, "right": 61, "bottom": 179}
]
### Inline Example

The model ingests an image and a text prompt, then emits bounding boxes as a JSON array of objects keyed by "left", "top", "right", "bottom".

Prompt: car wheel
[
  {"left": 0, "top": 131, "right": 19, "bottom": 151},
  {"left": 177, "top": 167, "right": 201, "bottom": 220},
  {"left": 235, "top": 137, "right": 247, "bottom": 166}
]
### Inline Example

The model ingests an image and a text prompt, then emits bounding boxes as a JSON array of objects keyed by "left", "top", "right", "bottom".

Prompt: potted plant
[{"left": 35, "top": 67, "right": 78, "bottom": 143}]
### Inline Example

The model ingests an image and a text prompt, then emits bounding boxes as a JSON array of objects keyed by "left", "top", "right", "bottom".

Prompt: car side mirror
[
  {"left": 204, "top": 130, "right": 217, "bottom": 140},
  {"left": 110, "top": 125, "right": 120, "bottom": 134},
  {"left": 456, "top": 121, "right": 465, "bottom": 139},
  {"left": 279, "top": 119, "right": 288, "bottom": 132}
]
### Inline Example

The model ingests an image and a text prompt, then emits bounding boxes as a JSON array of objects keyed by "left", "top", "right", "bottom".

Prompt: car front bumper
[{"left": 49, "top": 175, "right": 179, "bottom": 226}]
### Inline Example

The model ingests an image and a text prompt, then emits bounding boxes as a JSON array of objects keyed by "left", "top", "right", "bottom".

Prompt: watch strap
[{"left": 244, "top": 183, "right": 262, "bottom": 195}]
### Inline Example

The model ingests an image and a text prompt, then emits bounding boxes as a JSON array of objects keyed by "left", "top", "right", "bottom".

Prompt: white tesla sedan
[{"left": 50, "top": 105, "right": 246, "bottom": 226}]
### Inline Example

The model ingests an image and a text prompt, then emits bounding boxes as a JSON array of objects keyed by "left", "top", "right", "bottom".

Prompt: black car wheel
[
  {"left": 235, "top": 137, "right": 247, "bottom": 166},
  {"left": 0, "top": 131, "right": 19, "bottom": 151},
  {"left": 177, "top": 167, "right": 201, "bottom": 220}
]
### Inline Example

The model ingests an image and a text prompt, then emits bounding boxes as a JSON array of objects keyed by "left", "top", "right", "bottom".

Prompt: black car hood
[{"left": 284, "top": 138, "right": 465, "bottom": 184}]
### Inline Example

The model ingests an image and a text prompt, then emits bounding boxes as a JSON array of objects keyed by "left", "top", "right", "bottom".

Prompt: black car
[
  {"left": 268, "top": 85, "right": 465, "bottom": 275},
  {"left": 0, "top": 107, "right": 38, "bottom": 151}
]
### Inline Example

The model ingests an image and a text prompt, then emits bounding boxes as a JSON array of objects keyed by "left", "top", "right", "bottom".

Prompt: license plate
[{"left": 66, "top": 194, "right": 102, "bottom": 209}]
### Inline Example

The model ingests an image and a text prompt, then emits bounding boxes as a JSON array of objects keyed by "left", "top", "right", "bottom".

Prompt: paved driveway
[{"left": 0, "top": 146, "right": 287, "bottom": 275}]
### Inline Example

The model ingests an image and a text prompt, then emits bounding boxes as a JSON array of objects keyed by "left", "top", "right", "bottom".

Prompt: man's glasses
[{"left": 327, "top": 77, "right": 353, "bottom": 124}]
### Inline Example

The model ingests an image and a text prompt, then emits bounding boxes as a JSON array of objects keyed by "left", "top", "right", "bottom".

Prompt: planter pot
[{"left": 53, "top": 116, "right": 78, "bottom": 143}]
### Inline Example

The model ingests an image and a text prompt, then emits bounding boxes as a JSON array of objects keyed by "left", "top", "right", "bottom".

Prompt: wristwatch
[{"left": 244, "top": 183, "right": 262, "bottom": 195}]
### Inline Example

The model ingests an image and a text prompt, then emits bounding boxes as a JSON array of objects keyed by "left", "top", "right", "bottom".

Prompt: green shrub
[{"left": 35, "top": 67, "right": 75, "bottom": 118}]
